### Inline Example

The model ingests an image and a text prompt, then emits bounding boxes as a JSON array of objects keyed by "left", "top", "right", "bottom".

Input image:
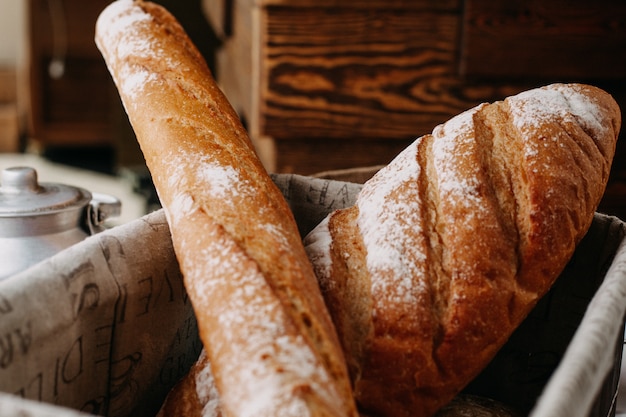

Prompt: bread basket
[{"left": 0, "top": 172, "right": 624, "bottom": 417}]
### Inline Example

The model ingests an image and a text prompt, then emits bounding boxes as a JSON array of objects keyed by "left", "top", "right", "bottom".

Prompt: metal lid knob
[
  {"left": 1, "top": 167, "right": 42, "bottom": 194},
  {"left": 0, "top": 166, "right": 91, "bottom": 216}
]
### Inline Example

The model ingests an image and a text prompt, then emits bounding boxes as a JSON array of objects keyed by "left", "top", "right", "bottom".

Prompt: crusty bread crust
[
  {"left": 95, "top": 1, "right": 358, "bottom": 416},
  {"left": 304, "top": 83, "right": 621, "bottom": 417}
]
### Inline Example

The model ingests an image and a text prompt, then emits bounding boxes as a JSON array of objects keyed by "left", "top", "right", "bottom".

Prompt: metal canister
[{"left": 0, "top": 166, "right": 121, "bottom": 280}]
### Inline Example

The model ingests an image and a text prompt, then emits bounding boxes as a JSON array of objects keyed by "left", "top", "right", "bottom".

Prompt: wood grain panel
[
  {"left": 208, "top": 0, "right": 626, "bottom": 222},
  {"left": 273, "top": 137, "right": 413, "bottom": 175},
  {"left": 255, "top": 0, "right": 459, "bottom": 10},
  {"left": 261, "top": 6, "right": 473, "bottom": 141},
  {"left": 461, "top": 0, "right": 626, "bottom": 79}
]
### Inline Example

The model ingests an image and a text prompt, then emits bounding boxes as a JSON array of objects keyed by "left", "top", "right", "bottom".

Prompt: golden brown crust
[
  {"left": 95, "top": 1, "right": 357, "bottom": 416},
  {"left": 305, "top": 83, "right": 621, "bottom": 417}
]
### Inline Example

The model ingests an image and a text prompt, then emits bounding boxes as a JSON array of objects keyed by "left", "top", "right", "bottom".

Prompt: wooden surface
[
  {"left": 203, "top": 0, "right": 626, "bottom": 220},
  {"left": 272, "top": 137, "right": 410, "bottom": 175},
  {"left": 462, "top": 0, "right": 626, "bottom": 79},
  {"left": 261, "top": 5, "right": 466, "bottom": 141},
  {"left": 252, "top": 0, "right": 459, "bottom": 9},
  {"left": 209, "top": 0, "right": 536, "bottom": 165}
]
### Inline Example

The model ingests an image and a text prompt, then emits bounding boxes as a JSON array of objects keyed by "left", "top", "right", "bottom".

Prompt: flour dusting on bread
[
  {"left": 304, "top": 83, "right": 620, "bottom": 417},
  {"left": 356, "top": 140, "right": 425, "bottom": 308},
  {"left": 96, "top": 1, "right": 359, "bottom": 416}
]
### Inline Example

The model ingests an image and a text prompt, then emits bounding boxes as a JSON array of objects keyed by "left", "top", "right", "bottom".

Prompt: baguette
[
  {"left": 304, "top": 83, "right": 621, "bottom": 417},
  {"left": 95, "top": 1, "right": 358, "bottom": 416}
]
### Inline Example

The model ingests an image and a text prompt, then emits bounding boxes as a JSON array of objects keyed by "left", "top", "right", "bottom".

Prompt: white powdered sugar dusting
[
  {"left": 508, "top": 84, "right": 608, "bottom": 160},
  {"left": 198, "top": 162, "right": 245, "bottom": 199},
  {"left": 96, "top": 0, "right": 175, "bottom": 101},
  {"left": 161, "top": 153, "right": 256, "bottom": 225},
  {"left": 96, "top": 0, "right": 152, "bottom": 49},
  {"left": 356, "top": 140, "right": 426, "bottom": 312},
  {"left": 237, "top": 335, "right": 325, "bottom": 417},
  {"left": 155, "top": 150, "right": 335, "bottom": 414},
  {"left": 99, "top": 2, "right": 338, "bottom": 414},
  {"left": 183, "top": 228, "right": 338, "bottom": 417},
  {"left": 353, "top": 105, "right": 490, "bottom": 319},
  {"left": 169, "top": 191, "right": 196, "bottom": 219},
  {"left": 432, "top": 106, "right": 485, "bottom": 215},
  {"left": 117, "top": 66, "right": 158, "bottom": 107}
]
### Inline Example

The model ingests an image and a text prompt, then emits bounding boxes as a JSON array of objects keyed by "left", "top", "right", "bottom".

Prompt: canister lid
[{"left": 0, "top": 166, "right": 92, "bottom": 216}]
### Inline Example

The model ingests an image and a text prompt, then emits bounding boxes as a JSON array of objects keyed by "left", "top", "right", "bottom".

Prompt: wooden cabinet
[
  {"left": 203, "top": 0, "right": 626, "bottom": 218},
  {"left": 27, "top": 0, "right": 116, "bottom": 148}
]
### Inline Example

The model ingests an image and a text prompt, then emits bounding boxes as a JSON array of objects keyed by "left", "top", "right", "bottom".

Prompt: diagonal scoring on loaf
[
  {"left": 357, "top": 84, "right": 618, "bottom": 352},
  {"left": 305, "top": 83, "right": 620, "bottom": 417}
]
